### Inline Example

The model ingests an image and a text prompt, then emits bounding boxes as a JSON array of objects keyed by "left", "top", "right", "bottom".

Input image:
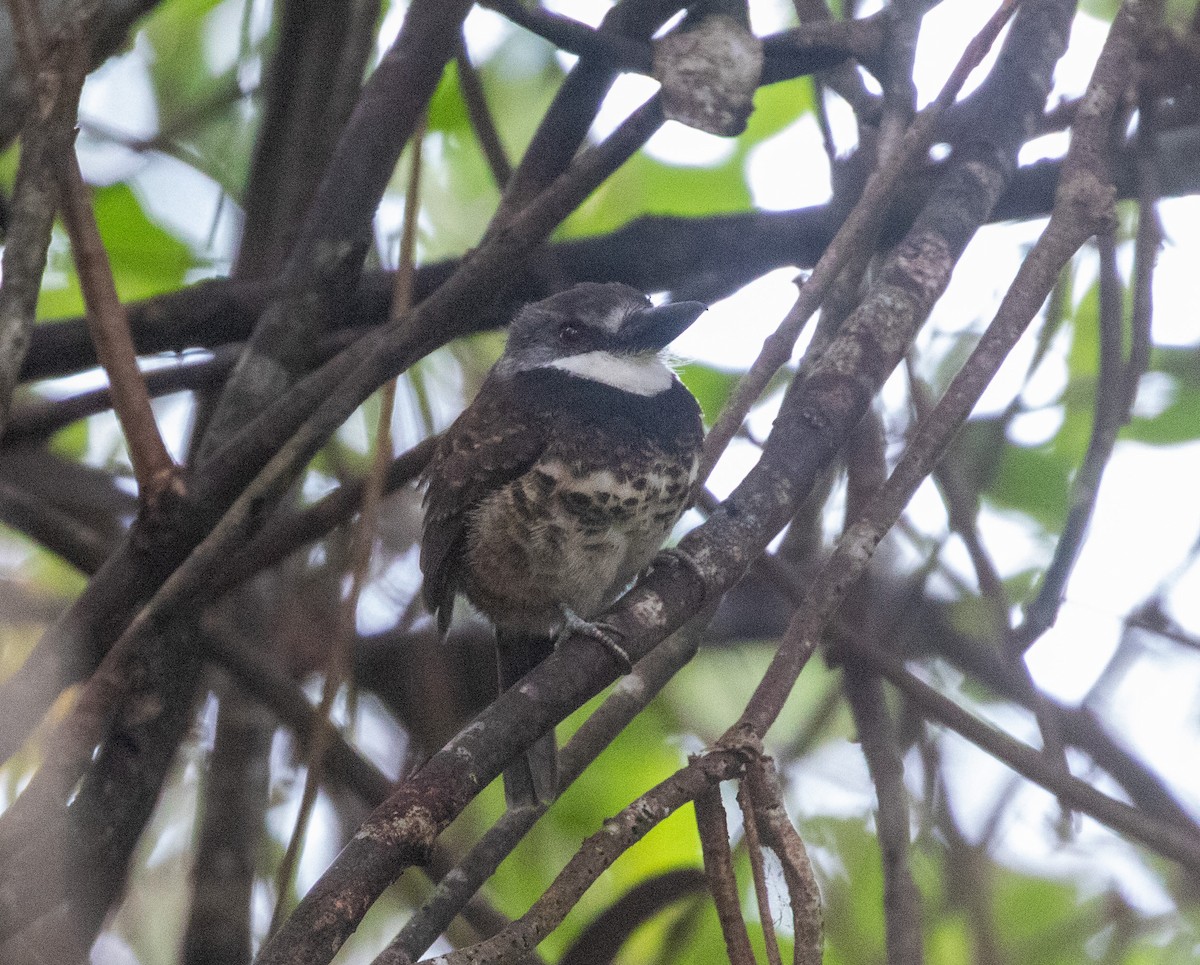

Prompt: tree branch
[
  {"left": 424, "top": 750, "right": 749, "bottom": 965},
  {"left": 695, "top": 784, "right": 756, "bottom": 965},
  {"left": 19, "top": 129, "right": 1200, "bottom": 387},
  {"left": 743, "top": 757, "right": 823, "bottom": 965}
]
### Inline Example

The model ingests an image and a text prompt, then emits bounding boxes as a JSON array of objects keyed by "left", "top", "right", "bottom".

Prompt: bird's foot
[{"left": 556, "top": 606, "right": 632, "bottom": 673}]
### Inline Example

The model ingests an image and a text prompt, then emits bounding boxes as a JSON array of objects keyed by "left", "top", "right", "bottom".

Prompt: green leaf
[
  {"left": 427, "top": 61, "right": 471, "bottom": 135},
  {"left": 48, "top": 418, "right": 90, "bottom": 462},
  {"left": 984, "top": 441, "right": 1072, "bottom": 532},
  {"left": 36, "top": 185, "right": 194, "bottom": 320},
  {"left": 91, "top": 184, "right": 194, "bottom": 297},
  {"left": 1122, "top": 347, "right": 1200, "bottom": 445},
  {"left": 560, "top": 150, "right": 754, "bottom": 239},
  {"left": 744, "top": 76, "right": 818, "bottom": 141},
  {"left": 927, "top": 915, "right": 972, "bottom": 965},
  {"left": 677, "top": 362, "right": 743, "bottom": 424},
  {"left": 1063, "top": 281, "right": 1099, "bottom": 382},
  {"left": 995, "top": 871, "right": 1088, "bottom": 953},
  {"left": 0, "top": 143, "right": 18, "bottom": 189}
]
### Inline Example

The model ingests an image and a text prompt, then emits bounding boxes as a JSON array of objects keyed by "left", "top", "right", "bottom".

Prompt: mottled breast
[{"left": 462, "top": 368, "right": 702, "bottom": 635}]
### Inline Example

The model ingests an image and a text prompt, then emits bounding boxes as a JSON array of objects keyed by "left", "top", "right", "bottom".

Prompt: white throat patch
[{"left": 549, "top": 351, "right": 675, "bottom": 396}]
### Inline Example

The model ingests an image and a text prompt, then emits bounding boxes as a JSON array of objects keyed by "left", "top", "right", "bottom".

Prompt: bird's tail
[{"left": 494, "top": 628, "right": 557, "bottom": 807}]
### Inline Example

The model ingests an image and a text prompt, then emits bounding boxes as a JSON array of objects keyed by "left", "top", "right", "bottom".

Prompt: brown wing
[{"left": 420, "top": 374, "right": 550, "bottom": 633}]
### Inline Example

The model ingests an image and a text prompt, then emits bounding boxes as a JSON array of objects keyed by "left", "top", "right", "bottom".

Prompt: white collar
[{"left": 548, "top": 351, "right": 675, "bottom": 396}]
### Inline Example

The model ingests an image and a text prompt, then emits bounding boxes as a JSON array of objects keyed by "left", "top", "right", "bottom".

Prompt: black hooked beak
[{"left": 616, "top": 300, "right": 707, "bottom": 353}]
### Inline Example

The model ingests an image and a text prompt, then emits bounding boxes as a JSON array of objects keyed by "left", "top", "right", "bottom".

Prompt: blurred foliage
[
  {"left": 38, "top": 184, "right": 196, "bottom": 319},
  {"left": 1081, "top": 0, "right": 1199, "bottom": 23},
  {"left": 142, "top": 0, "right": 262, "bottom": 195}
]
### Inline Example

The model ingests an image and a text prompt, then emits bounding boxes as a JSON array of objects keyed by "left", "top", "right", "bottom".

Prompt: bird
[{"left": 419, "top": 282, "right": 706, "bottom": 807}]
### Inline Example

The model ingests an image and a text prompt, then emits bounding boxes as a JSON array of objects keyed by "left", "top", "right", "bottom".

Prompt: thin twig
[
  {"left": 270, "top": 113, "right": 427, "bottom": 934},
  {"left": 840, "top": 408, "right": 924, "bottom": 965},
  {"left": 908, "top": 365, "right": 1012, "bottom": 633},
  {"left": 744, "top": 757, "right": 823, "bottom": 965},
  {"left": 457, "top": 38, "right": 512, "bottom": 190},
  {"left": 737, "top": 780, "right": 784, "bottom": 965},
  {"left": 1124, "top": 92, "right": 1161, "bottom": 419},
  {"left": 1012, "top": 229, "right": 1129, "bottom": 650},
  {"left": 843, "top": 667, "right": 925, "bottom": 965}
]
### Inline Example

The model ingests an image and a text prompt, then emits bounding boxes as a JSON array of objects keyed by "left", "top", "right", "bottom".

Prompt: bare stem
[
  {"left": 695, "top": 783, "right": 756, "bottom": 965},
  {"left": 5, "top": 0, "right": 176, "bottom": 498}
]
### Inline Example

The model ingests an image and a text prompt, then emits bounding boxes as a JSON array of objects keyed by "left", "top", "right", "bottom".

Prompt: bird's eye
[{"left": 558, "top": 323, "right": 580, "bottom": 343}]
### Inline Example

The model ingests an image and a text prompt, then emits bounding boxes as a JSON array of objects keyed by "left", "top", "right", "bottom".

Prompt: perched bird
[{"left": 420, "top": 282, "right": 706, "bottom": 806}]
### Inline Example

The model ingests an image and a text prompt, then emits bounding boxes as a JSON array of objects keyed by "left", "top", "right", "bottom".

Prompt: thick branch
[{"left": 20, "top": 128, "right": 1200, "bottom": 386}]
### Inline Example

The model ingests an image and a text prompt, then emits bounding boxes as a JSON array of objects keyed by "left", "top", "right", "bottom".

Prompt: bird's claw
[{"left": 556, "top": 607, "right": 633, "bottom": 673}]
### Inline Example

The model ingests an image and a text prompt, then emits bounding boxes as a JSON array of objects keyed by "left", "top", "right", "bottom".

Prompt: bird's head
[{"left": 497, "top": 283, "right": 706, "bottom": 395}]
